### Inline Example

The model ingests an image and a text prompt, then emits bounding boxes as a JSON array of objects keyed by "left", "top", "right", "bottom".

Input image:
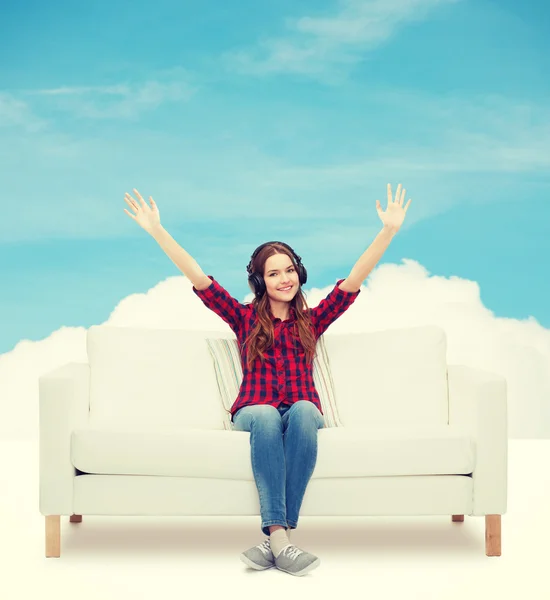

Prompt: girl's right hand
[{"left": 123, "top": 189, "right": 161, "bottom": 233}]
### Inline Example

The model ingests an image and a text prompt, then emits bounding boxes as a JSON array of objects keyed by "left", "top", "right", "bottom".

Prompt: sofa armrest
[
  {"left": 39, "top": 362, "right": 90, "bottom": 516},
  {"left": 447, "top": 364, "right": 508, "bottom": 515}
]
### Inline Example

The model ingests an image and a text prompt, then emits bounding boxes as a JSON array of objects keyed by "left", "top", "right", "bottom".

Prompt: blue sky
[{"left": 2, "top": 0, "right": 550, "bottom": 359}]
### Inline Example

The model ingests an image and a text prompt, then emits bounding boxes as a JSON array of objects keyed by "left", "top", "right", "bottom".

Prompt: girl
[{"left": 123, "top": 185, "right": 410, "bottom": 576}]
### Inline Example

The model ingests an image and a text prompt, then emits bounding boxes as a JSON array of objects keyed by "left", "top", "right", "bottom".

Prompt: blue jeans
[{"left": 233, "top": 400, "right": 325, "bottom": 536}]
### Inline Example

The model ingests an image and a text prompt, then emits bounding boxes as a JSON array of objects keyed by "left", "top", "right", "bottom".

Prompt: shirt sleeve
[
  {"left": 309, "top": 278, "right": 361, "bottom": 338},
  {"left": 192, "top": 275, "right": 247, "bottom": 335}
]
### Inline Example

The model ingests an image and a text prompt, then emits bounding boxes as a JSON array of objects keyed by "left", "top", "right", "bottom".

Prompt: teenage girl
[{"left": 123, "top": 185, "right": 410, "bottom": 576}]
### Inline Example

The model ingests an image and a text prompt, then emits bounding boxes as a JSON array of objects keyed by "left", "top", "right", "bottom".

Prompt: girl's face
[{"left": 263, "top": 254, "right": 299, "bottom": 300}]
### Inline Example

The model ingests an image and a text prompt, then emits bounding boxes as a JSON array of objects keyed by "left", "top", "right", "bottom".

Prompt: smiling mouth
[{"left": 278, "top": 286, "right": 293, "bottom": 291}]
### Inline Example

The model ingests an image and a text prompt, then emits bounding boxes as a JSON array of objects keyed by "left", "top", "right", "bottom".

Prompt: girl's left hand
[{"left": 376, "top": 183, "right": 412, "bottom": 231}]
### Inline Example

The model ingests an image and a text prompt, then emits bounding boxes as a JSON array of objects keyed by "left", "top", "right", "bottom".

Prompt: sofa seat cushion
[{"left": 71, "top": 423, "right": 475, "bottom": 479}]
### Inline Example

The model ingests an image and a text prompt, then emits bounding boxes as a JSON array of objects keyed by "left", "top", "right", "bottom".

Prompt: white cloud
[
  {"left": 223, "top": 0, "right": 461, "bottom": 82},
  {"left": 2, "top": 260, "right": 548, "bottom": 440},
  {"left": 0, "top": 92, "right": 48, "bottom": 132},
  {"left": 23, "top": 67, "right": 198, "bottom": 120}
]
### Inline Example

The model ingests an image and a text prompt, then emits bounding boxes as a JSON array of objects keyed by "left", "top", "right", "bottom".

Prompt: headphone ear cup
[
  {"left": 298, "top": 264, "right": 307, "bottom": 286},
  {"left": 255, "top": 273, "right": 265, "bottom": 296},
  {"left": 249, "top": 272, "right": 265, "bottom": 298}
]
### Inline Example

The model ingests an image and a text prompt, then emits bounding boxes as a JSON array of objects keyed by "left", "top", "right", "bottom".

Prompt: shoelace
[
  {"left": 280, "top": 544, "right": 303, "bottom": 560},
  {"left": 257, "top": 538, "right": 272, "bottom": 557}
]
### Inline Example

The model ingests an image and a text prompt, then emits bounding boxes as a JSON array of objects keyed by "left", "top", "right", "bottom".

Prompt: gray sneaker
[
  {"left": 274, "top": 544, "right": 320, "bottom": 576},
  {"left": 240, "top": 538, "right": 275, "bottom": 570}
]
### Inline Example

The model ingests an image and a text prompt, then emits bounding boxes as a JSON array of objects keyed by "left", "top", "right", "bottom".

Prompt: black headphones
[{"left": 246, "top": 241, "right": 308, "bottom": 299}]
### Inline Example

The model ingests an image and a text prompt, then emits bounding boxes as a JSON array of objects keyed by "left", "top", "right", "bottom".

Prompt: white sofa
[{"left": 39, "top": 324, "right": 508, "bottom": 558}]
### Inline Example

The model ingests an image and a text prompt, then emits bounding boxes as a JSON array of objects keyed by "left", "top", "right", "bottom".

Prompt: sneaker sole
[
  {"left": 239, "top": 553, "right": 275, "bottom": 571},
  {"left": 275, "top": 556, "right": 320, "bottom": 576}
]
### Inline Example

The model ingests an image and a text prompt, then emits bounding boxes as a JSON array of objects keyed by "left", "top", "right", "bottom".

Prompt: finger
[
  {"left": 133, "top": 188, "right": 146, "bottom": 206},
  {"left": 123, "top": 209, "right": 135, "bottom": 220},
  {"left": 124, "top": 197, "right": 137, "bottom": 210},
  {"left": 404, "top": 198, "right": 412, "bottom": 212},
  {"left": 395, "top": 183, "right": 401, "bottom": 204},
  {"left": 124, "top": 192, "right": 138, "bottom": 205},
  {"left": 401, "top": 188, "right": 406, "bottom": 205},
  {"left": 387, "top": 183, "right": 392, "bottom": 205}
]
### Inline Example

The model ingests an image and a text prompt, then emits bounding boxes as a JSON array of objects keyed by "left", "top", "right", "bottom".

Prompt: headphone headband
[{"left": 246, "top": 241, "right": 301, "bottom": 274}]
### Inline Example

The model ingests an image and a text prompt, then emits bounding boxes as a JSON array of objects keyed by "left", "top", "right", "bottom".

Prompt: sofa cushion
[
  {"left": 206, "top": 334, "right": 342, "bottom": 430},
  {"left": 70, "top": 423, "right": 475, "bottom": 478},
  {"left": 86, "top": 326, "right": 235, "bottom": 430},
  {"left": 324, "top": 325, "right": 449, "bottom": 427}
]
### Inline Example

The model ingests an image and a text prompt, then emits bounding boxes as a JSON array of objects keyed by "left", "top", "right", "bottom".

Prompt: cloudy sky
[{"left": 1, "top": 0, "right": 549, "bottom": 438}]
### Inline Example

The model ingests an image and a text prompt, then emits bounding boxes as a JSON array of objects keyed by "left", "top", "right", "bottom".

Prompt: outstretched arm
[
  {"left": 124, "top": 188, "right": 211, "bottom": 290},
  {"left": 151, "top": 225, "right": 212, "bottom": 290},
  {"left": 339, "top": 183, "right": 412, "bottom": 293}
]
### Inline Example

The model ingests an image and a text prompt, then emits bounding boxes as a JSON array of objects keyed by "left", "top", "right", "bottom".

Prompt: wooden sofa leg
[
  {"left": 45, "top": 516, "right": 60, "bottom": 558},
  {"left": 485, "top": 514, "right": 501, "bottom": 556},
  {"left": 452, "top": 515, "right": 464, "bottom": 522},
  {"left": 70, "top": 514, "right": 82, "bottom": 523}
]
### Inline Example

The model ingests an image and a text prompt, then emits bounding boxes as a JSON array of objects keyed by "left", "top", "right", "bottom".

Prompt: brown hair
[{"left": 241, "top": 242, "right": 317, "bottom": 373}]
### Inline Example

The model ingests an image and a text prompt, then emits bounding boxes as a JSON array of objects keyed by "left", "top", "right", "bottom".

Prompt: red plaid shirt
[{"left": 193, "top": 275, "right": 361, "bottom": 423}]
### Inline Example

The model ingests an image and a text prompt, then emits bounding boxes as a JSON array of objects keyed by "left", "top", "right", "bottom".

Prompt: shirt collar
[{"left": 270, "top": 305, "right": 296, "bottom": 323}]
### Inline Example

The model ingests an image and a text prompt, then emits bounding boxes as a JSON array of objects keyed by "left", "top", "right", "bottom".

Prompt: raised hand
[
  {"left": 376, "top": 183, "right": 412, "bottom": 232},
  {"left": 123, "top": 188, "right": 161, "bottom": 233}
]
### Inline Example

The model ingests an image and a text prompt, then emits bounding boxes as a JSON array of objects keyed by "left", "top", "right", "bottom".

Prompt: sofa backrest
[
  {"left": 86, "top": 324, "right": 449, "bottom": 430},
  {"left": 324, "top": 325, "right": 449, "bottom": 426},
  {"left": 87, "top": 326, "right": 234, "bottom": 430}
]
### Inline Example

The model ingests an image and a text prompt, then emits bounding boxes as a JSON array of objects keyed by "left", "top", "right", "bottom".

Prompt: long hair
[{"left": 241, "top": 242, "right": 317, "bottom": 373}]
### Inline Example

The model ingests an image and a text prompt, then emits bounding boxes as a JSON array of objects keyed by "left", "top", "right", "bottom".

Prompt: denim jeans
[{"left": 233, "top": 400, "right": 325, "bottom": 536}]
